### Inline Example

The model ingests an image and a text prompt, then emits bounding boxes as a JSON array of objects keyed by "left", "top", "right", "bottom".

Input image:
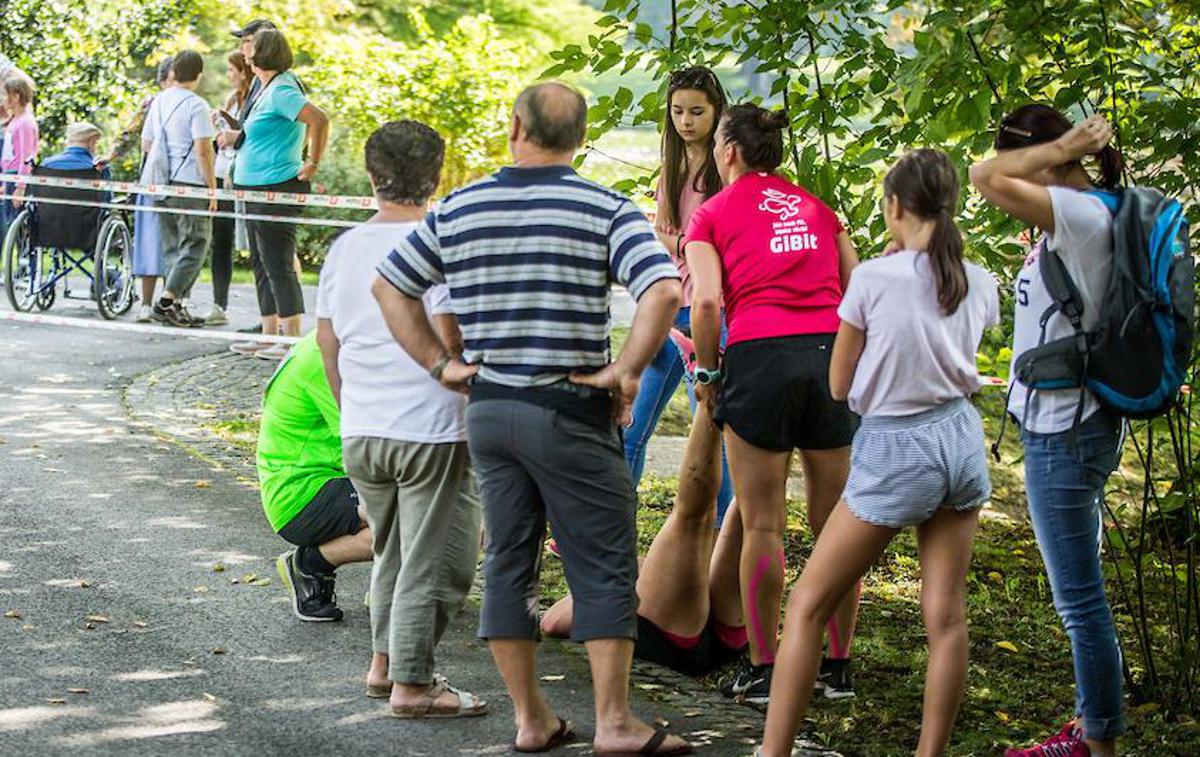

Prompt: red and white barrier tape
[
  {"left": 0, "top": 192, "right": 359, "bottom": 228},
  {"left": 5, "top": 173, "right": 377, "bottom": 209}
]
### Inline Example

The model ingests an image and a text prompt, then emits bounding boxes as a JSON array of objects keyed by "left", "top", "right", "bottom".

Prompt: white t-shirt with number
[
  {"left": 1008, "top": 186, "right": 1114, "bottom": 434},
  {"left": 315, "top": 222, "right": 466, "bottom": 443}
]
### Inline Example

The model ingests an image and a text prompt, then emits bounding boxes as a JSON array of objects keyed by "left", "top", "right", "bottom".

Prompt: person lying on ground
[
  {"left": 256, "top": 331, "right": 373, "bottom": 622},
  {"left": 542, "top": 335, "right": 747, "bottom": 679}
]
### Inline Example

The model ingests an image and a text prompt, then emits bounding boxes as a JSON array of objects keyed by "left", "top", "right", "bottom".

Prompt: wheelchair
[{"left": 3, "top": 166, "right": 135, "bottom": 319}]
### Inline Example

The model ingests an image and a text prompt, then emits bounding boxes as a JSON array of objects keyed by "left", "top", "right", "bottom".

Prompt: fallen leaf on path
[
  {"left": 211, "top": 647, "right": 227, "bottom": 655},
  {"left": 194, "top": 586, "right": 210, "bottom": 594},
  {"left": 994, "top": 640, "right": 1019, "bottom": 654},
  {"left": 195, "top": 480, "right": 212, "bottom": 489},
  {"left": 251, "top": 578, "right": 271, "bottom": 587},
  {"left": 202, "top": 692, "right": 217, "bottom": 702},
  {"left": 67, "top": 688, "right": 89, "bottom": 695},
  {"left": 229, "top": 579, "right": 240, "bottom": 585},
  {"left": 84, "top": 623, "right": 96, "bottom": 630},
  {"left": 212, "top": 563, "right": 226, "bottom": 572},
  {"left": 21, "top": 624, "right": 34, "bottom": 632},
  {"left": 241, "top": 573, "right": 258, "bottom": 584},
  {"left": 45, "top": 699, "right": 66, "bottom": 705},
  {"left": 132, "top": 621, "right": 148, "bottom": 628},
  {"left": 78, "top": 580, "right": 92, "bottom": 588},
  {"left": 4, "top": 610, "right": 22, "bottom": 620},
  {"left": 85, "top": 615, "right": 110, "bottom": 624},
  {"left": 684, "top": 711, "right": 701, "bottom": 717},
  {"left": 42, "top": 467, "right": 65, "bottom": 473},
  {"left": 539, "top": 675, "right": 564, "bottom": 682}
]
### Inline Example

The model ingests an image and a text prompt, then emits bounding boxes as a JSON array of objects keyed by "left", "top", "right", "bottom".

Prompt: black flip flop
[
  {"left": 514, "top": 717, "right": 575, "bottom": 753},
  {"left": 594, "top": 727, "right": 694, "bottom": 756}
]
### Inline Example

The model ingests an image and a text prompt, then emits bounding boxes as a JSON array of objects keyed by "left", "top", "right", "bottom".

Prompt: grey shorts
[{"left": 845, "top": 398, "right": 991, "bottom": 529}]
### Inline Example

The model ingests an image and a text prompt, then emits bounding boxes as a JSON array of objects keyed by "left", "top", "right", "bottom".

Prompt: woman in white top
[
  {"left": 971, "top": 106, "right": 1125, "bottom": 757},
  {"left": 758, "top": 149, "right": 998, "bottom": 757}
]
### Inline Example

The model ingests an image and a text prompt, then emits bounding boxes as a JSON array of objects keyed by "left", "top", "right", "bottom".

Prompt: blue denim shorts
[{"left": 846, "top": 398, "right": 991, "bottom": 528}]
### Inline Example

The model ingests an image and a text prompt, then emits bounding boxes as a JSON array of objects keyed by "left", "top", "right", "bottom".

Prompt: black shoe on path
[
  {"left": 276, "top": 549, "right": 343, "bottom": 622},
  {"left": 718, "top": 657, "right": 773, "bottom": 706}
]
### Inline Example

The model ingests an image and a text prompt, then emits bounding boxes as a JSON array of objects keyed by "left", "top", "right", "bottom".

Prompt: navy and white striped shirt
[{"left": 378, "top": 165, "right": 679, "bottom": 387}]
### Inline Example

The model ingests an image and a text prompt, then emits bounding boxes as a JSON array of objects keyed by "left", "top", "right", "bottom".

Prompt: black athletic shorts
[
  {"left": 715, "top": 333, "right": 859, "bottom": 452},
  {"left": 276, "top": 478, "right": 362, "bottom": 547},
  {"left": 633, "top": 615, "right": 745, "bottom": 677}
]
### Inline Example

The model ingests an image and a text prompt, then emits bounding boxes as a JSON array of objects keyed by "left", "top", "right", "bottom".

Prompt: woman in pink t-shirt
[{"left": 686, "top": 104, "right": 860, "bottom": 704}]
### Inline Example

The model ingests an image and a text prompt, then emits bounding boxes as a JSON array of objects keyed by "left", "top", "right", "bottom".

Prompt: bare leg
[
  {"left": 800, "top": 448, "right": 858, "bottom": 659},
  {"left": 708, "top": 500, "right": 744, "bottom": 627},
  {"left": 367, "top": 652, "right": 388, "bottom": 690},
  {"left": 914, "top": 508, "right": 979, "bottom": 756},
  {"left": 726, "top": 427, "right": 790, "bottom": 665},
  {"left": 279, "top": 313, "right": 302, "bottom": 337},
  {"left": 760, "top": 503, "right": 896, "bottom": 757},
  {"left": 318, "top": 524, "right": 374, "bottom": 567},
  {"left": 490, "top": 639, "right": 564, "bottom": 751},
  {"left": 260, "top": 314, "right": 279, "bottom": 336},
  {"left": 140, "top": 276, "right": 158, "bottom": 304},
  {"left": 637, "top": 401, "right": 722, "bottom": 634},
  {"left": 588, "top": 638, "right": 690, "bottom": 754}
]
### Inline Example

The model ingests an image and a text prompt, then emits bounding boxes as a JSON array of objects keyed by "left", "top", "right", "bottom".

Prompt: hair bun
[{"left": 758, "top": 109, "right": 788, "bottom": 132}]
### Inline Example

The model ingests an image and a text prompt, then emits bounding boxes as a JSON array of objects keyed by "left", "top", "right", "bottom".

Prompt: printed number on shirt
[{"left": 1017, "top": 277, "right": 1031, "bottom": 307}]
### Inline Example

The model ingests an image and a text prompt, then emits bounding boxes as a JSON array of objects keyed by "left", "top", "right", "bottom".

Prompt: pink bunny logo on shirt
[{"left": 758, "top": 188, "right": 804, "bottom": 221}]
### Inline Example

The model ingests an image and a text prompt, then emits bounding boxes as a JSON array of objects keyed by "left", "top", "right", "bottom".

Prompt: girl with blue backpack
[{"left": 970, "top": 105, "right": 1126, "bottom": 757}]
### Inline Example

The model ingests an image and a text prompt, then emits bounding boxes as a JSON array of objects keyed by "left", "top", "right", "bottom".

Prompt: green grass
[
  {"left": 193, "top": 264, "right": 321, "bottom": 288},
  {"left": 207, "top": 337, "right": 1198, "bottom": 754}
]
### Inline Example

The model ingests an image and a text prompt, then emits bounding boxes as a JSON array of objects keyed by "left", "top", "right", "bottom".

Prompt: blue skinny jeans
[
  {"left": 624, "top": 306, "right": 734, "bottom": 526},
  {"left": 1021, "top": 409, "right": 1125, "bottom": 741}
]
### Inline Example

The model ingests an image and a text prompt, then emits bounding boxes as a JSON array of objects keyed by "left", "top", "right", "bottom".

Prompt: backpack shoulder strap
[
  {"left": 1038, "top": 246, "right": 1086, "bottom": 335},
  {"left": 1085, "top": 189, "right": 1121, "bottom": 216}
]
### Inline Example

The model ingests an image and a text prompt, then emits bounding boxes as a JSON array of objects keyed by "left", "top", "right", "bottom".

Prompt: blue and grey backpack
[{"left": 1013, "top": 187, "right": 1194, "bottom": 427}]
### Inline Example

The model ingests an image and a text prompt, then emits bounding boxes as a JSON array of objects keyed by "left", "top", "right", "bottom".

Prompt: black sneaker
[
  {"left": 816, "top": 657, "right": 855, "bottom": 699},
  {"left": 275, "top": 549, "right": 343, "bottom": 622},
  {"left": 152, "top": 299, "right": 203, "bottom": 328},
  {"left": 718, "top": 657, "right": 773, "bottom": 705}
]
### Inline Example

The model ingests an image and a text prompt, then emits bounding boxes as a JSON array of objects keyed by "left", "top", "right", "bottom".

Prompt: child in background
[{"left": 758, "top": 149, "right": 1000, "bottom": 757}]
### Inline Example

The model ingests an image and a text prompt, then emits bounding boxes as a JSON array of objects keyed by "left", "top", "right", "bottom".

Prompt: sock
[{"left": 297, "top": 545, "right": 335, "bottom": 576}]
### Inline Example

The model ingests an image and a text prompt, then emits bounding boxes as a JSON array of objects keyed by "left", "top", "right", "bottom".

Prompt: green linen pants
[{"left": 343, "top": 437, "right": 481, "bottom": 685}]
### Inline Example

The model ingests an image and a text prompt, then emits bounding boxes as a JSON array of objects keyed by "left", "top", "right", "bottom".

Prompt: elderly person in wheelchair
[{"left": 2, "top": 122, "right": 135, "bottom": 319}]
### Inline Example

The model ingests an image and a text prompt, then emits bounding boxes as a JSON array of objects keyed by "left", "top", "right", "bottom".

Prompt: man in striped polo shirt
[{"left": 372, "top": 83, "right": 690, "bottom": 755}]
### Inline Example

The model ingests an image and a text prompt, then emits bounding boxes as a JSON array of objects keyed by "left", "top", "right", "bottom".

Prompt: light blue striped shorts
[{"left": 845, "top": 398, "right": 991, "bottom": 529}]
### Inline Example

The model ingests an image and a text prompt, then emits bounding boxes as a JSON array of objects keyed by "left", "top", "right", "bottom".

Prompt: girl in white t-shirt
[
  {"left": 758, "top": 150, "right": 998, "bottom": 757},
  {"left": 971, "top": 107, "right": 1125, "bottom": 757}
]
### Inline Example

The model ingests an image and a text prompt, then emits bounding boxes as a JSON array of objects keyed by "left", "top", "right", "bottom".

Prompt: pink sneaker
[
  {"left": 668, "top": 329, "right": 697, "bottom": 374},
  {"left": 1005, "top": 723, "right": 1090, "bottom": 757}
]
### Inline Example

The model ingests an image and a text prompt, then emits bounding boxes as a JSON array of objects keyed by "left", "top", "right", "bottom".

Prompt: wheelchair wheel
[
  {"left": 3, "top": 209, "right": 44, "bottom": 312},
  {"left": 95, "top": 215, "right": 134, "bottom": 319}
]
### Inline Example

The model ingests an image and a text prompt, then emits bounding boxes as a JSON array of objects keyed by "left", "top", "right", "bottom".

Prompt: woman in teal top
[{"left": 222, "top": 29, "right": 329, "bottom": 352}]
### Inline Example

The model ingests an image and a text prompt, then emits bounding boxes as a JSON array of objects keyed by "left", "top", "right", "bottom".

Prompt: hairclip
[{"left": 1000, "top": 124, "right": 1033, "bottom": 139}]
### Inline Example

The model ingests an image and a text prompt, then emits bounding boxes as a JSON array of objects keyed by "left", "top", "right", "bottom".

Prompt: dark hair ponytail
[
  {"left": 720, "top": 103, "right": 787, "bottom": 172},
  {"left": 883, "top": 149, "right": 968, "bottom": 315},
  {"left": 995, "top": 103, "right": 1123, "bottom": 189}
]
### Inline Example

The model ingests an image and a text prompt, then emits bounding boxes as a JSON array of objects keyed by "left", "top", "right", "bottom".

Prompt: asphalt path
[{"left": 0, "top": 316, "right": 747, "bottom": 755}]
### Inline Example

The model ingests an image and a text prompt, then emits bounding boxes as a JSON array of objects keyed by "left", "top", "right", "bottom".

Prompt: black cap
[{"left": 232, "top": 19, "right": 276, "bottom": 38}]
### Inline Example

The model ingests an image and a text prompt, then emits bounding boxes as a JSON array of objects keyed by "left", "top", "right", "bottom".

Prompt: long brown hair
[
  {"left": 883, "top": 149, "right": 968, "bottom": 315},
  {"left": 995, "top": 103, "right": 1123, "bottom": 189},
  {"left": 661, "top": 66, "right": 726, "bottom": 230},
  {"left": 227, "top": 50, "right": 252, "bottom": 109}
]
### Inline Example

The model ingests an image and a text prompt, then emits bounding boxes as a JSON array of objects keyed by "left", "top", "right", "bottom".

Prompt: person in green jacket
[{"left": 258, "top": 331, "right": 372, "bottom": 621}]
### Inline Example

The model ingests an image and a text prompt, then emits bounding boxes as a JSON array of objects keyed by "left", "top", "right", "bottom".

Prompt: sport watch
[{"left": 694, "top": 367, "right": 722, "bottom": 385}]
